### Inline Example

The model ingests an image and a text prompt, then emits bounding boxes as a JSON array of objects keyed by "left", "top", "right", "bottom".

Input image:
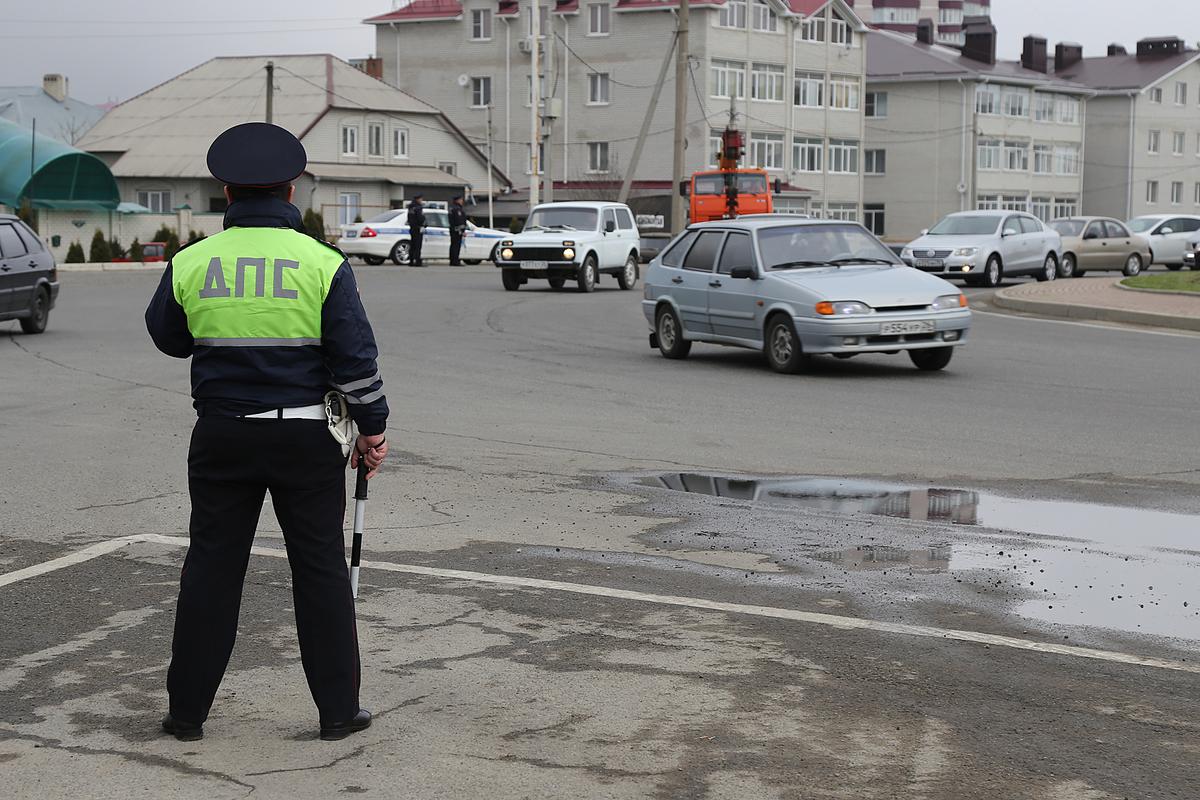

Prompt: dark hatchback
[{"left": 0, "top": 214, "right": 58, "bottom": 334}]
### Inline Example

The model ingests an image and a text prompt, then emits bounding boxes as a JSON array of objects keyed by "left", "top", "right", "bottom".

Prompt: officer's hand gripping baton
[{"left": 350, "top": 462, "right": 368, "bottom": 598}]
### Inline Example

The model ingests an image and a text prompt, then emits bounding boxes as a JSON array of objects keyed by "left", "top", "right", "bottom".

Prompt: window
[
  {"left": 793, "top": 71, "right": 823, "bottom": 107},
  {"left": 393, "top": 127, "right": 409, "bottom": 158},
  {"left": 1148, "top": 129, "right": 1161, "bottom": 154},
  {"left": 1146, "top": 181, "right": 1159, "bottom": 204},
  {"left": 793, "top": 137, "right": 822, "bottom": 172},
  {"left": 1000, "top": 196, "right": 1028, "bottom": 212},
  {"left": 718, "top": 0, "right": 747, "bottom": 28},
  {"left": 1033, "top": 143, "right": 1053, "bottom": 174},
  {"left": 1196, "top": 182, "right": 1200, "bottom": 205},
  {"left": 717, "top": 232, "right": 754, "bottom": 274},
  {"left": 587, "top": 3, "right": 610, "bottom": 35},
  {"left": 975, "top": 84, "right": 999, "bottom": 115},
  {"left": 1018, "top": 216, "right": 1041, "bottom": 233},
  {"left": 341, "top": 125, "right": 358, "bottom": 156},
  {"left": 338, "top": 192, "right": 361, "bottom": 226},
  {"left": 683, "top": 231, "right": 724, "bottom": 272},
  {"left": 1053, "top": 198, "right": 1077, "bottom": 218},
  {"left": 709, "top": 129, "right": 723, "bottom": 167},
  {"left": 873, "top": 7, "right": 917, "bottom": 24},
  {"left": 0, "top": 224, "right": 28, "bottom": 258},
  {"left": 367, "top": 123, "right": 383, "bottom": 156},
  {"left": 865, "top": 91, "right": 887, "bottom": 118},
  {"left": 751, "top": 63, "right": 785, "bottom": 102},
  {"left": 471, "top": 8, "right": 493, "bottom": 40},
  {"left": 1031, "top": 197, "right": 1052, "bottom": 222},
  {"left": 826, "top": 202, "right": 858, "bottom": 221},
  {"left": 799, "top": 16, "right": 825, "bottom": 42},
  {"left": 1197, "top": 133, "right": 1200, "bottom": 156},
  {"left": 976, "top": 194, "right": 999, "bottom": 210},
  {"left": 434, "top": 162, "right": 455, "bottom": 176},
  {"left": 528, "top": 4, "right": 549, "bottom": 36},
  {"left": 527, "top": 142, "right": 544, "bottom": 174},
  {"left": 1055, "top": 145, "right": 1080, "bottom": 175},
  {"left": 1171, "top": 181, "right": 1183, "bottom": 204},
  {"left": 863, "top": 204, "right": 885, "bottom": 236},
  {"left": 829, "top": 75, "right": 860, "bottom": 110},
  {"left": 1149, "top": 86, "right": 1163, "bottom": 103},
  {"left": 616, "top": 208, "right": 634, "bottom": 229},
  {"left": 1057, "top": 96, "right": 1079, "bottom": 124},
  {"left": 749, "top": 132, "right": 784, "bottom": 170},
  {"left": 828, "top": 138, "right": 859, "bottom": 173},
  {"left": 588, "top": 72, "right": 610, "bottom": 104},
  {"left": 1002, "top": 87, "right": 1029, "bottom": 118},
  {"left": 587, "top": 141, "right": 610, "bottom": 172},
  {"left": 136, "top": 190, "right": 172, "bottom": 213},
  {"left": 939, "top": 6, "right": 963, "bottom": 25},
  {"left": 1003, "top": 141, "right": 1028, "bottom": 172},
  {"left": 751, "top": 0, "right": 778, "bottom": 32},
  {"left": 1105, "top": 220, "right": 1130, "bottom": 238},
  {"left": 1173, "top": 131, "right": 1185, "bottom": 156},
  {"left": 864, "top": 149, "right": 886, "bottom": 175},
  {"left": 977, "top": 139, "right": 1001, "bottom": 171},
  {"left": 711, "top": 60, "right": 746, "bottom": 99},
  {"left": 470, "top": 77, "right": 492, "bottom": 107},
  {"left": 829, "top": 14, "right": 851, "bottom": 46},
  {"left": 660, "top": 230, "right": 697, "bottom": 267},
  {"left": 1034, "top": 93, "right": 1056, "bottom": 121},
  {"left": 1176, "top": 81, "right": 1188, "bottom": 105}
]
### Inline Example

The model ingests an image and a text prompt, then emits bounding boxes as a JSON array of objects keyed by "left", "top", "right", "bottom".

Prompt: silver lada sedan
[{"left": 642, "top": 217, "right": 971, "bottom": 373}]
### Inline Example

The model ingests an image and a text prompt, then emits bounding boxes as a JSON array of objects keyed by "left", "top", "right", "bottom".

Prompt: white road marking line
[
  {"left": 972, "top": 307, "right": 1200, "bottom": 339},
  {"left": 3, "top": 533, "right": 1198, "bottom": 675}
]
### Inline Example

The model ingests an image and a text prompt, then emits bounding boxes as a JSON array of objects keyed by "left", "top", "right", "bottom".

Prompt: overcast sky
[{"left": 3, "top": 0, "right": 1198, "bottom": 105}]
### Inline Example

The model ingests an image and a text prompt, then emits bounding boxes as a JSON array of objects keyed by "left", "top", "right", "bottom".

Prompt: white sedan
[{"left": 338, "top": 208, "right": 508, "bottom": 265}]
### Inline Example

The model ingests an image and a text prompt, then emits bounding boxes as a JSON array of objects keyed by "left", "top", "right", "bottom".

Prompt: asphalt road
[{"left": 1, "top": 266, "right": 1197, "bottom": 799}]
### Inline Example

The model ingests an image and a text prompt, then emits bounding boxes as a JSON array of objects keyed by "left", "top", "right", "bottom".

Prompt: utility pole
[
  {"left": 619, "top": 39, "right": 676, "bottom": 204},
  {"left": 670, "top": 0, "right": 690, "bottom": 233},
  {"left": 486, "top": 104, "right": 495, "bottom": 228},
  {"left": 528, "top": 0, "right": 541, "bottom": 210},
  {"left": 541, "top": 15, "right": 555, "bottom": 205},
  {"left": 265, "top": 61, "right": 275, "bottom": 124}
]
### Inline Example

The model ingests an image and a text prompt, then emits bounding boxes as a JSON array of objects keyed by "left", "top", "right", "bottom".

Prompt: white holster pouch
[{"left": 324, "top": 391, "right": 357, "bottom": 458}]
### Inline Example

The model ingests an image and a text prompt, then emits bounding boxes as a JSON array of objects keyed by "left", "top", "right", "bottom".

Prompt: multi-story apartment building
[
  {"left": 863, "top": 20, "right": 1090, "bottom": 241},
  {"left": 369, "top": 0, "right": 870, "bottom": 226},
  {"left": 1053, "top": 37, "right": 1200, "bottom": 220},
  {"left": 846, "top": 0, "right": 991, "bottom": 46}
]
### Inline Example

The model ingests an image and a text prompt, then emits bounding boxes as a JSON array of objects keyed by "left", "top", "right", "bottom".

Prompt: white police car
[{"left": 338, "top": 205, "right": 508, "bottom": 265}]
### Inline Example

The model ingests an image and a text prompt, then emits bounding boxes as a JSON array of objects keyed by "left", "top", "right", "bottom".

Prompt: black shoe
[
  {"left": 162, "top": 713, "right": 203, "bottom": 741},
  {"left": 320, "top": 709, "right": 372, "bottom": 741}
]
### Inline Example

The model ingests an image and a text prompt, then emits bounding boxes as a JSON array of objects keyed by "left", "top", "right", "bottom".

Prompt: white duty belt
[{"left": 241, "top": 404, "right": 326, "bottom": 420}]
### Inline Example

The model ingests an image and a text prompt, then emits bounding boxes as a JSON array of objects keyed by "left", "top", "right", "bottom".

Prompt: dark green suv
[{"left": 0, "top": 214, "right": 58, "bottom": 334}]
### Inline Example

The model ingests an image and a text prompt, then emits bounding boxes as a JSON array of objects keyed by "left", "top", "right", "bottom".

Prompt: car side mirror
[
  {"left": 679, "top": 180, "right": 690, "bottom": 197},
  {"left": 1159, "top": 227, "right": 1173, "bottom": 235},
  {"left": 919, "top": 229, "right": 929, "bottom": 236},
  {"left": 604, "top": 220, "right": 616, "bottom": 233},
  {"left": 729, "top": 266, "right": 756, "bottom": 280},
  {"left": 1002, "top": 228, "right": 1018, "bottom": 237},
  {"left": 773, "top": 178, "right": 782, "bottom": 195}
]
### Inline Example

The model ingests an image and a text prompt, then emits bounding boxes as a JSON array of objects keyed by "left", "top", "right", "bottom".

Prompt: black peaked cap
[{"left": 207, "top": 122, "right": 307, "bottom": 187}]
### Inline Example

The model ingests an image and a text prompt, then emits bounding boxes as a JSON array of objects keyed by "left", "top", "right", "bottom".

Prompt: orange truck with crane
[{"left": 682, "top": 123, "right": 780, "bottom": 223}]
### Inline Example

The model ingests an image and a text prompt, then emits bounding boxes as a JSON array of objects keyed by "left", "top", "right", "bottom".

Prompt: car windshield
[
  {"left": 525, "top": 207, "right": 599, "bottom": 231},
  {"left": 1126, "top": 217, "right": 1159, "bottom": 233},
  {"left": 694, "top": 174, "right": 769, "bottom": 195},
  {"left": 1050, "top": 219, "right": 1085, "bottom": 237},
  {"left": 927, "top": 215, "right": 1001, "bottom": 235},
  {"left": 366, "top": 210, "right": 404, "bottom": 224},
  {"left": 757, "top": 224, "right": 901, "bottom": 270}
]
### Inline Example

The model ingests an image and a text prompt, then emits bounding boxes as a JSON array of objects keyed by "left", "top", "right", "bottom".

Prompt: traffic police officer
[
  {"left": 145, "top": 122, "right": 388, "bottom": 742},
  {"left": 448, "top": 195, "right": 467, "bottom": 266},
  {"left": 406, "top": 194, "right": 426, "bottom": 266}
]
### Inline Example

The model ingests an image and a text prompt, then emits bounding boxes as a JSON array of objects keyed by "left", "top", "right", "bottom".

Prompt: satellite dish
[{"left": 457, "top": 74, "right": 470, "bottom": 87}]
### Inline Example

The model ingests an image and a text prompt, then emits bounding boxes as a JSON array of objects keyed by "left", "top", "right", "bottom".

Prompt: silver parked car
[
  {"left": 901, "top": 210, "right": 1062, "bottom": 287},
  {"left": 642, "top": 217, "right": 972, "bottom": 373}
]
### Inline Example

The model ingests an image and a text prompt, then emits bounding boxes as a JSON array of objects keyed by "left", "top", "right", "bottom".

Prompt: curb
[
  {"left": 992, "top": 287, "right": 1200, "bottom": 332},
  {"left": 1115, "top": 281, "right": 1200, "bottom": 298},
  {"left": 57, "top": 263, "right": 166, "bottom": 273}
]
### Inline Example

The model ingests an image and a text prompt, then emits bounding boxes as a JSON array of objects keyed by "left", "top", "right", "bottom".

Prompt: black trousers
[
  {"left": 409, "top": 231, "right": 423, "bottom": 265},
  {"left": 449, "top": 231, "right": 463, "bottom": 265},
  {"left": 168, "top": 417, "right": 360, "bottom": 725}
]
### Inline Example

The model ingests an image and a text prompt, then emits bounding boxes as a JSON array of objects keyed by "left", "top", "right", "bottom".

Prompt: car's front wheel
[
  {"left": 764, "top": 315, "right": 809, "bottom": 374},
  {"left": 20, "top": 288, "right": 50, "bottom": 334},
  {"left": 909, "top": 346, "right": 954, "bottom": 371},
  {"left": 1035, "top": 253, "right": 1057, "bottom": 282},
  {"left": 1122, "top": 253, "right": 1143, "bottom": 277},
  {"left": 617, "top": 254, "right": 639, "bottom": 290},
  {"left": 655, "top": 306, "right": 691, "bottom": 359},
  {"left": 1060, "top": 253, "right": 1077, "bottom": 278},
  {"left": 501, "top": 269, "right": 522, "bottom": 291},
  {"left": 361, "top": 255, "right": 385, "bottom": 266},
  {"left": 390, "top": 241, "right": 410, "bottom": 266},
  {"left": 981, "top": 255, "right": 1003, "bottom": 288},
  {"left": 576, "top": 255, "right": 598, "bottom": 293}
]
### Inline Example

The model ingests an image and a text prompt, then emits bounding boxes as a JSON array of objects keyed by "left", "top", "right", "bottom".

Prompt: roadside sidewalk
[
  {"left": 57, "top": 261, "right": 165, "bottom": 272},
  {"left": 992, "top": 276, "right": 1200, "bottom": 332}
]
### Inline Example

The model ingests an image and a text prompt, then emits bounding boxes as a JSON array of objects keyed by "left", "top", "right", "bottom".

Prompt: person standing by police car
[
  {"left": 448, "top": 195, "right": 467, "bottom": 266},
  {"left": 145, "top": 122, "right": 388, "bottom": 742},
  {"left": 406, "top": 194, "right": 426, "bottom": 266}
]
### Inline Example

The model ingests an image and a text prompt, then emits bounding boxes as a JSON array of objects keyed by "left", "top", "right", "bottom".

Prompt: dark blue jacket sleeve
[
  {"left": 145, "top": 264, "right": 193, "bottom": 359},
  {"left": 322, "top": 261, "right": 389, "bottom": 436}
]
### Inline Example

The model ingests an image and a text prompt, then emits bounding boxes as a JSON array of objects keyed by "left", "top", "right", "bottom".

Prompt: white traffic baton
[{"left": 350, "top": 462, "right": 368, "bottom": 598}]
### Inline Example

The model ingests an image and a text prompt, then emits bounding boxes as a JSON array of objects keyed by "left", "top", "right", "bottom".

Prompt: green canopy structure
[{"left": 0, "top": 118, "right": 118, "bottom": 210}]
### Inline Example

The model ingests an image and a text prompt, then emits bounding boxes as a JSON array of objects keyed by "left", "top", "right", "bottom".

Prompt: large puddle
[{"left": 655, "top": 474, "right": 1200, "bottom": 641}]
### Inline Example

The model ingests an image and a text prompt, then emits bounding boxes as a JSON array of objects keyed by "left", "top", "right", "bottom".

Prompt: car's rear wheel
[
  {"left": 981, "top": 255, "right": 1003, "bottom": 288},
  {"left": 655, "top": 306, "right": 691, "bottom": 359},
  {"left": 501, "top": 269, "right": 522, "bottom": 291},
  {"left": 1166, "top": 263, "right": 1182, "bottom": 271},
  {"left": 1035, "top": 253, "right": 1057, "bottom": 282},
  {"left": 390, "top": 241, "right": 410, "bottom": 266},
  {"left": 1059, "top": 253, "right": 1077, "bottom": 278},
  {"left": 764, "top": 315, "right": 809, "bottom": 374},
  {"left": 20, "top": 288, "right": 50, "bottom": 334},
  {"left": 617, "top": 254, "right": 639, "bottom": 290},
  {"left": 548, "top": 276, "right": 566, "bottom": 290},
  {"left": 362, "top": 255, "right": 385, "bottom": 266},
  {"left": 909, "top": 346, "right": 954, "bottom": 371},
  {"left": 1122, "top": 253, "right": 1143, "bottom": 277},
  {"left": 576, "top": 255, "right": 598, "bottom": 293}
]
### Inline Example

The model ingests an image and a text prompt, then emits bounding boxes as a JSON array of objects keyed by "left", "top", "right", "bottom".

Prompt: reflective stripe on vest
[{"left": 172, "top": 228, "right": 343, "bottom": 344}]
